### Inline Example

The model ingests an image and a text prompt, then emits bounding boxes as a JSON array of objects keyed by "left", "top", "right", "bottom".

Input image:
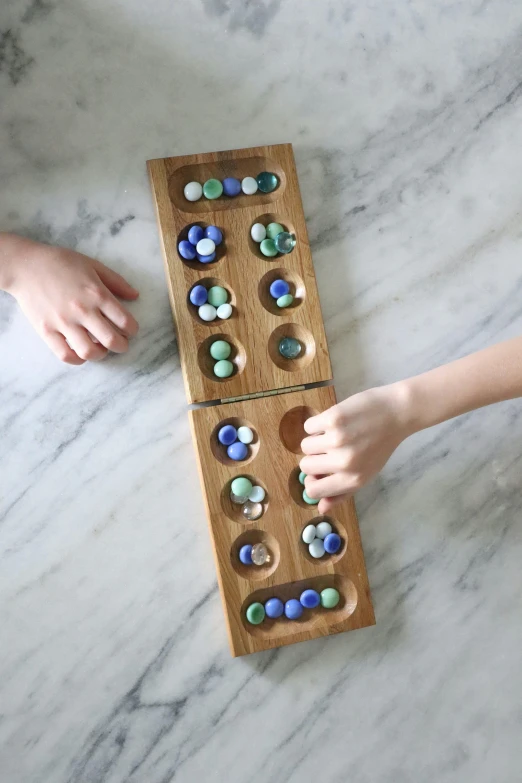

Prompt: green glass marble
[
  {"left": 246, "top": 602, "right": 265, "bottom": 625},
  {"left": 299, "top": 471, "right": 306, "bottom": 485},
  {"left": 213, "top": 359, "right": 234, "bottom": 378},
  {"left": 210, "top": 340, "right": 231, "bottom": 360},
  {"left": 260, "top": 238, "right": 278, "bottom": 257},
  {"left": 276, "top": 294, "right": 294, "bottom": 309},
  {"left": 266, "top": 222, "right": 284, "bottom": 239},
  {"left": 231, "top": 476, "right": 253, "bottom": 498},
  {"left": 256, "top": 171, "right": 279, "bottom": 193},
  {"left": 203, "top": 178, "right": 223, "bottom": 200},
  {"left": 207, "top": 286, "right": 228, "bottom": 307},
  {"left": 274, "top": 231, "right": 296, "bottom": 254},
  {"left": 278, "top": 337, "right": 302, "bottom": 359},
  {"left": 303, "top": 489, "right": 319, "bottom": 505},
  {"left": 320, "top": 588, "right": 340, "bottom": 609}
]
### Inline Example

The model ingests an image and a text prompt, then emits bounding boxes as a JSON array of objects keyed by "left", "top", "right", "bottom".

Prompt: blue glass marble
[
  {"left": 227, "top": 441, "right": 248, "bottom": 461},
  {"left": 188, "top": 225, "right": 204, "bottom": 246},
  {"left": 178, "top": 240, "right": 197, "bottom": 260},
  {"left": 324, "top": 533, "right": 341, "bottom": 554},
  {"left": 218, "top": 424, "right": 237, "bottom": 445},
  {"left": 265, "top": 597, "right": 284, "bottom": 619},
  {"left": 204, "top": 225, "right": 223, "bottom": 245},
  {"left": 300, "top": 589, "right": 320, "bottom": 609},
  {"left": 222, "top": 177, "right": 241, "bottom": 197},
  {"left": 189, "top": 285, "right": 208, "bottom": 306},
  {"left": 239, "top": 544, "right": 253, "bottom": 565},
  {"left": 269, "top": 279, "right": 290, "bottom": 299},
  {"left": 285, "top": 598, "right": 303, "bottom": 620},
  {"left": 197, "top": 251, "right": 216, "bottom": 263}
]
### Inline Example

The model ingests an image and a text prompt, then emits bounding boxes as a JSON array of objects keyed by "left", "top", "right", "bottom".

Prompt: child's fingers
[
  {"left": 99, "top": 295, "right": 139, "bottom": 337},
  {"left": 94, "top": 260, "right": 139, "bottom": 301},
  {"left": 305, "top": 472, "right": 359, "bottom": 499},
  {"left": 300, "top": 452, "right": 347, "bottom": 476},
  {"left": 84, "top": 313, "right": 129, "bottom": 353},
  {"left": 65, "top": 325, "right": 108, "bottom": 362},
  {"left": 303, "top": 411, "right": 328, "bottom": 435},
  {"left": 318, "top": 494, "right": 349, "bottom": 514},
  {"left": 301, "top": 433, "right": 329, "bottom": 455},
  {"left": 45, "top": 331, "right": 85, "bottom": 365}
]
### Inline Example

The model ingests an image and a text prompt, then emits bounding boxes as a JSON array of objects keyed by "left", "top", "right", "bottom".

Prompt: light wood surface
[
  {"left": 147, "top": 144, "right": 332, "bottom": 404},
  {"left": 189, "top": 386, "right": 375, "bottom": 657}
]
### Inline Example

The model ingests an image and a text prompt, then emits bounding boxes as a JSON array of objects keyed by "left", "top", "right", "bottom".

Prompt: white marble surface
[{"left": 2, "top": 1, "right": 522, "bottom": 781}]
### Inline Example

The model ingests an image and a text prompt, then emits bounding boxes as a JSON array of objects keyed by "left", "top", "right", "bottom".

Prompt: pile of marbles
[
  {"left": 218, "top": 423, "right": 254, "bottom": 462},
  {"left": 250, "top": 221, "right": 296, "bottom": 257},
  {"left": 230, "top": 476, "right": 266, "bottom": 522},
  {"left": 184, "top": 172, "right": 279, "bottom": 202},
  {"left": 239, "top": 542, "right": 269, "bottom": 567},
  {"left": 178, "top": 224, "right": 222, "bottom": 264},
  {"left": 268, "top": 278, "right": 294, "bottom": 309},
  {"left": 299, "top": 471, "right": 318, "bottom": 505},
  {"left": 246, "top": 587, "right": 340, "bottom": 625},
  {"left": 208, "top": 339, "right": 235, "bottom": 378},
  {"left": 301, "top": 519, "right": 342, "bottom": 559},
  {"left": 278, "top": 336, "right": 303, "bottom": 360},
  {"left": 190, "top": 283, "right": 232, "bottom": 322}
]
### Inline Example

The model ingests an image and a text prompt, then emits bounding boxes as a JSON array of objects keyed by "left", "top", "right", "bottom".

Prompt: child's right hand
[{"left": 1, "top": 233, "right": 139, "bottom": 365}]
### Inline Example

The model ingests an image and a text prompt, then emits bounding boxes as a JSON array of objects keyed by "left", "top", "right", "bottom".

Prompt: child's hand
[
  {"left": 300, "top": 384, "right": 411, "bottom": 514},
  {"left": 2, "top": 234, "right": 139, "bottom": 365}
]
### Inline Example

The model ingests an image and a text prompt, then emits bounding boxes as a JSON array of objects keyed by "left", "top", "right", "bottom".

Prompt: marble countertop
[{"left": 2, "top": 1, "right": 522, "bottom": 781}]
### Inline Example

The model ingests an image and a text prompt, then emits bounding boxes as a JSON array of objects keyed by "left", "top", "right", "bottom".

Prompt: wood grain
[
  {"left": 147, "top": 144, "right": 332, "bottom": 404},
  {"left": 189, "top": 386, "right": 375, "bottom": 657}
]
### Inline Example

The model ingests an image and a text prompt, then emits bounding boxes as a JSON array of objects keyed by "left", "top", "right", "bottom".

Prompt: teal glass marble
[
  {"left": 266, "top": 222, "right": 284, "bottom": 239},
  {"left": 203, "top": 178, "right": 223, "bottom": 199},
  {"left": 256, "top": 171, "right": 279, "bottom": 193},
  {"left": 303, "top": 489, "right": 319, "bottom": 505},
  {"left": 276, "top": 294, "right": 294, "bottom": 309},
  {"left": 260, "top": 238, "right": 277, "bottom": 257},
  {"left": 214, "top": 359, "right": 234, "bottom": 378},
  {"left": 278, "top": 337, "right": 302, "bottom": 359},
  {"left": 274, "top": 231, "right": 296, "bottom": 254}
]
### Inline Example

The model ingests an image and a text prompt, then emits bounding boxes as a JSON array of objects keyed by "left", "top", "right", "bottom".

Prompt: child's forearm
[
  {"left": 401, "top": 337, "right": 522, "bottom": 434},
  {"left": 0, "top": 232, "right": 27, "bottom": 292}
]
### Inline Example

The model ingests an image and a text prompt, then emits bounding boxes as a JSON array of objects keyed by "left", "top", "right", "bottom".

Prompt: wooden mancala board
[{"left": 148, "top": 143, "right": 375, "bottom": 656}]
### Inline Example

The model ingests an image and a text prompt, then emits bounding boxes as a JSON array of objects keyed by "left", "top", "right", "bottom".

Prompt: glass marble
[
  {"left": 248, "top": 485, "right": 265, "bottom": 503},
  {"left": 243, "top": 501, "right": 263, "bottom": 521},
  {"left": 205, "top": 225, "right": 223, "bottom": 245},
  {"left": 227, "top": 441, "right": 248, "bottom": 461},
  {"left": 274, "top": 231, "right": 296, "bottom": 254},
  {"left": 231, "top": 477, "right": 253, "bottom": 498},
  {"left": 237, "top": 426, "right": 254, "bottom": 444},
  {"left": 184, "top": 181, "right": 203, "bottom": 202},
  {"left": 276, "top": 294, "right": 294, "bottom": 309},
  {"left": 189, "top": 284, "right": 208, "bottom": 306},
  {"left": 197, "top": 252, "right": 216, "bottom": 263},
  {"left": 309, "top": 538, "right": 325, "bottom": 558},
  {"left": 203, "top": 178, "right": 223, "bottom": 199},
  {"left": 278, "top": 337, "right": 302, "bottom": 359},
  {"left": 222, "top": 177, "right": 241, "bottom": 197},
  {"left": 302, "top": 524, "right": 316, "bottom": 544},
  {"left": 257, "top": 171, "right": 279, "bottom": 193},
  {"left": 207, "top": 286, "right": 228, "bottom": 307},
  {"left": 320, "top": 588, "right": 340, "bottom": 609},
  {"left": 284, "top": 598, "right": 303, "bottom": 620},
  {"left": 239, "top": 544, "right": 253, "bottom": 565},
  {"left": 324, "top": 532, "right": 341, "bottom": 554},
  {"left": 230, "top": 491, "right": 249, "bottom": 505},
  {"left": 241, "top": 176, "right": 258, "bottom": 195},
  {"left": 246, "top": 602, "right": 265, "bottom": 625},
  {"left": 210, "top": 340, "right": 231, "bottom": 360},
  {"left": 316, "top": 521, "right": 332, "bottom": 539},
  {"left": 214, "top": 359, "right": 234, "bottom": 378},
  {"left": 266, "top": 222, "right": 284, "bottom": 239},
  {"left": 303, "top": 489, "right": 319, "bottom": 505},
  {"left": 188, "top": 225, "right": 204, "bottom": 246},
  {"left": 216, "top": 303, "right": 232, "bottom": 319},
  {"left": 265, "top": 597, "right": 284, "bottom": 619},
  {"left": 251, "top": 542, "right": 268, "bottom": 566},
  {"left": 196, "top": 238, "right": 216, "bottom": 257},
  {"left": 250, "top": 223, "right": 266, "bottom": 243},
  {"left": 299, "top": 471, "right": 307, "bottom": 485},
  {"left": 178, "top": 240, "right": 197, "bottom": 260},
  {"left": 300, "top": 589, "right": 320, "bottom": 609},
  {"left": 198, "top": 304, "right": 217, "bottom": 322},
  {"left": 218, "top": 424, "right": 237, "bottom": 445},
  {"left": 269, "top": 279, "right": 290, "bottom": 298},
  {"left": 260, "top": 238, "right": 278, "bottom": 257}
]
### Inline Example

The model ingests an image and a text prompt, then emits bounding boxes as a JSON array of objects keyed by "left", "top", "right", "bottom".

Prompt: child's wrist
[
  {"left": 389, "top": 379, "right": 422, "bottom": 438},
  {"left": 0, "top": 233, "right": 35, "bottom": 294}
]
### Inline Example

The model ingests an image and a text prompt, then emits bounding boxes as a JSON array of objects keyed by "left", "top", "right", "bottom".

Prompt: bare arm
[{"left": 300, "top": 338, "right": 522, "bottom": 514}]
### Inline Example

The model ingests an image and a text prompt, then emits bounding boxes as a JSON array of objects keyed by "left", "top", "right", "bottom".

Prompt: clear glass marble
[
  {"left": 251, "top": 542, "right": 269, "bottom": 566},
  {"left": 242, "top": 501, "right": 263, "bottom": 521},
  {"left": 230, "top": 492, "right": 249, "bottom": 505},
  {"left": 278, "top": 337, "right": 302, "bottom": 359}
]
